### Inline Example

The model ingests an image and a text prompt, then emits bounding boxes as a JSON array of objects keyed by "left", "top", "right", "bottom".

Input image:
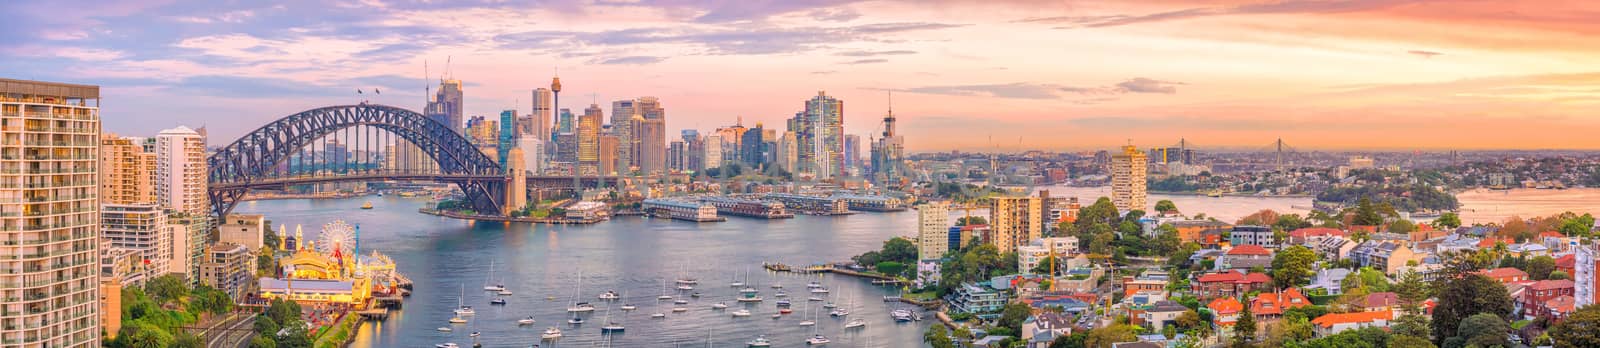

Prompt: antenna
[
  {"left": 445, "top": 56, "right": 453, "bottom": 80},
  {"left": 425, "top": 60, "right": 431, "bottom": 102}
]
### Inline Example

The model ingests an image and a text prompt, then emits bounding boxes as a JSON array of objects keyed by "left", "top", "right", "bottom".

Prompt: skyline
[{"left": 5, "top": 1, "right": 1600, "bottom": 151}]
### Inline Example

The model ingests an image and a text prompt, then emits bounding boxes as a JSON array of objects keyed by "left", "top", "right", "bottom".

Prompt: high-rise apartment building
[
  {"left": 681, "top": 130, "right": 704, "bottom": 173},
  {"left": 426, "top": 78, "right": 465, "bottom": 134},
  {"left": 704, "top": 135, "right": 724, "bottom": 170},
  {"left": 101, "top": 204, "right": 171, "bottom": 285},
  {"left": 843, "top": 134, "right": 860, "bottom": 177},
  {"left": 610, "top": 99, "right": 636, "bottom": 172},
  {"left": 634, "top": 97, "right": 666, "bottom": 174},
  {"left": 528, "top": 88, "right": 552, "bottom": 142},
  {"left": 870, "top": 100, "right": 904, "bottom": 186},
  {"left": 198, "top": 242, "right": 254, "bottom": 301},
  {"left": 156, "top": 126, "right": 207, "bottom": 215},
  {"left": 1110, "top": 145, "right": 1148, "bottom": 211},
  {"left": 990, "top": 196, "right": 1043, "bottom": 253},
  {"left": 778, "top": 131, "right": 797, "bottom": 172},
  {"left": 667, "top": 141, "right": 687, "bottom": 172},
  {"left": 741, "top": 123, "right": 768, "bottom": 168},
  {"left": 100, "top": 134, "right": 156, "bottom": 205},
  {"left": 917, "top": 201, "right": 951, "bottom": 260},
  {"left": 0, "top": 78, "right": 103, "bottom": 347}
]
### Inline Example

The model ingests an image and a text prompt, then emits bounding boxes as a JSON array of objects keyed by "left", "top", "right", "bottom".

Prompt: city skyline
[{"left": 6, "top": 1, "right": 1600, "bottom": 151}]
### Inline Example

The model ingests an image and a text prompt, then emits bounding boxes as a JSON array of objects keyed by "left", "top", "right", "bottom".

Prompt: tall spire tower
[{"left": 553, "top": 71, "right": 576, "bottom": 198}]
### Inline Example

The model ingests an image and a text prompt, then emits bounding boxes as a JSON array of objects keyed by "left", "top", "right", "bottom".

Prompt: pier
[
  {"left": 642, "top": 198, "right": 726, "bottom": 222},
  {"left": 831, "top": 193, "right": 909, "bottom": 212},
  {"left": 762, "top": 193, "right": 853, "bottom": 215},
  {"left": 698, "top": 196, "right": 794, "bottom": 219},
  {"left": 418, "top": 208, "right": 605, "bottom": 224}
]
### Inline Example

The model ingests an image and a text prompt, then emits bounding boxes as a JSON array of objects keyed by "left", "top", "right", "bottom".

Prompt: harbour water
[{"left": 235, "top": 197, "right": 934, "bottom": 347}]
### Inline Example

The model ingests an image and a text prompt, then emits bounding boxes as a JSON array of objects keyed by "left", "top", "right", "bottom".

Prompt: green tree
[
  {"left": 1271, "top": 245, "right": 1317, "bottom": 289},
  {"left": 998, "top": 302, "right": 1032, "bottom": 332},
  {"left": 1391, "top": 313, "right": 1431, "bottom": 340},
  {"left": 1550, "top": 270, "right": 1571, "bottom": 280},
  {"left": 1235, "top": 302, "right": 1257, "bottom": 347},
  {"left": 1431, "top": 274, "right": 1513, "bottom": 346},
  {"left": 254, "top": 316, "right": 280, "bottom": 338},
  {"left": 1550, "top": 304, "right": 1600, "bottom": 348},
  {"left": 1527, "top": 255, "right": 1556, "bottom": 280},
  {"left": 875, "top": 261, "right": 907, "bottom": 276},
  {"left": 1432, "top": 212, "right": 1461, "bottom": 230},
  {"left": 881, "top": 237, "right": 918, "bottom": 264},
  {"left": 1455, "top": 313, "right": 1510, "bottom": 347},
  {"left": 924, "top": 324, "right": 955, "bottom": 348},
  {"left": 1274, "top": 214, "right": 1312, "bottom": 232},
  {"left": 1558, "top": 213, "right": 1596, "bottom": 237},
  {"left": 1387, "top": 335, "right": 1436, "bottom": 348},
  {"left": 1050, "top": 332, "right": 1088, "bottom": 348},
  {"left": 1155, "top": 200, "right": 1177, "bottom": 214},
  {"left": 1085, "top": 324, "right": 1138, "bottom": 348},
  {"left": 250, "top": 335, "right": 278, "bottom": 348},
  {"left": 1386, "top": 219, "right": 1416, "bottom": 233},
  {"left": 957, "top": 216, "right": 987, "bottom": 226},
  {"left": 173, "top": 333, "right": 204, "bottom": 348},
  {"left": 145, "top": 274, "right": 189, "bottom": 304},
  {"left": 119, "top": 321, "right": 175, "bottom": 348},
  {"left": 1352, "top": 198, "right": 1384, "bottom": 226}
]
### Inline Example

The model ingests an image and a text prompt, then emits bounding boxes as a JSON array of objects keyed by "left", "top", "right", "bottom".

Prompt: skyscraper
[
  {"left": 578, "top": 104, "right": 602, "bottom": 175},
  {"left": 610, "top": 99, "right": 636, "bottom": 171},
  {"left": 498, "top": 109, "right": 518, "bottom": 169},
  {"left": 704, "top": 135, "right": 724, "bottom": 170},
  {"left": 634, "top": 97, "right": 666, "bottom": 174},
  {"left": 529, "top": 87, "right": 552, "bottom": 142},
  {"left": 843, "top": 134, "right": 860, "bottom": 176},
  {"left": 1111, "top": 145, "right": 1149, "bottom": 211},
  {"left": 990, "top": 196, "right": 1043, "bottom": 253},
  {"left": 426, "top": 78, "right": 464, "bottom": 134},
  {"left": 682, "top": 130, "right": 705, "bottom": 173},
  {"left": 792, "top": 92, "right": 844, "bottom": 178},
  {"left": 1, "top": 78, "right": 102, "bottom": 347},
  {"left": 157, "top": 126, "right": 210, "bottom": 281},
  {"left": 741, "top": 123, "right": 768, "bottom": 168},
  {"left": 870, "top": 95, "right": 905, "bottom": 186},
  {"left": 101, "top": 134, "right": 157, "bottom": 205}
]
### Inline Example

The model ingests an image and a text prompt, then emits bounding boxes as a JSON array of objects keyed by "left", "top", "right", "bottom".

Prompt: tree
[
  {"left": 881, "top": 237, "right": 918, "bottom": 264},
  {"left": 250, "top": 336, "right": 278, "bottom": 348},
  {"left": 924, "top": 324, "right": 955, "bottom": 348},
  {"left": 1550, "top": 304, "right": 1600, "bottom": 348},
  {"left": 1391, "top": 313, "right": 1431, "bottom": 340},
  {"left": 1175, "top": 310, "right": 1202, "bottom": 330},
  {"left": 1455, "top": 313, "right": 1510, "bottom": 347},
  {"left": 174, "top": 333, "right": 204, "bottom": 348},
  {"left": 1274, "top": 214, "right": 1312, "bottom": 232},
  {"left": 1550, "top": 270, "right": 1571, "bottom": 280},
  {"left": 1235, "top": 302, "right": 1257, "bottom": 347},
  {"left": 1271, "top": 245, "right": 1317, "bottom": 289},
  {"left": 875, "top": 261, "right": 907, "bottom": 276},
  {"left": 1386, "top": 219, "right": 1416, "bottom": 234},
  {"left": 145, "top": 274, "right": 189, "bottom": 304},
  {"left": 1156, "top": 200, "right": 1178, "bottom": 214},
  {"left": 1352, "top": 198, "right": 1385, "bottom": 226},
  {"left": 1431, "top": 274, "right": 1513, "bottom": 346},
  {"left": 1152, "top": 224, "right": 1182, "bottom": 256},
  {"left": 1527, "top": 255, "right": 1556, "bottom": 280},
  {"left": 1050, "top": 332, "right": 1088, "bottom": 348},
  {"left": 1432, "top": 212, "right": 1461, "bottom": 230},
  {"left": 957, "top": 216, "right": 987, "bottom": 226},
  {"left": 1085, "top": 324, "right": 1138, "bottom": 348},
  {"left": 1387, "top": 335, "right": 1436, "bottom": 348},
  {"left": 998, "top": 302, "right": 1032, "bottom": 332}
]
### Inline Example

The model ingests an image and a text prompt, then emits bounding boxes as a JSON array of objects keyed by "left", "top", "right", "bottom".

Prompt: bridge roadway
[{"left": 213, "top": 172, "right": 649, "bottom": 191}]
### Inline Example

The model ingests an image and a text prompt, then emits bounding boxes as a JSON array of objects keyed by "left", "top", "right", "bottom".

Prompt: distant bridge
[{"left": 207, "top": 104, "right": 507, "bottom": 218}]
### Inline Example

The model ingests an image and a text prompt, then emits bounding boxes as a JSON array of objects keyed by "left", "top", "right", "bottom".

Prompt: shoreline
[{"left": 417, "top": 208, "right": 605, "bottom": 224}]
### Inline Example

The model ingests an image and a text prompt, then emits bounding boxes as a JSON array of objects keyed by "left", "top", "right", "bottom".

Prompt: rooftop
[{"left": 1311, "top": 310, "right": 1393, "bottom": 328}]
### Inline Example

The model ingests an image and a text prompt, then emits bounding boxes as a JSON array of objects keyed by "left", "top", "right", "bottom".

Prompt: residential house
[
  {"left": 1305, "top": 268, "right": 1353, "bottom": 295},
  {"left": 1193, "top": 270, "right": 1270, "bottom": 299},
  {"left": 1209, "top": 297, "right": 1244, "bottom": 332},
  {"left": 1361, "top": 292, "right": 1400, "bottom": 313},
  {"left": 947, "top": 282, "right": 1009, "bottom": 318},
  {"left": 1310, "top": 310, "right": 1394, "bottom": 337},
  {"left": 1221, "top": 244, "right": 1274, "bottom": 271},
  {"left": 1542, "top": 295, "right": 1576, "bottom": 322},
  {"left": 1230, "top": 225, "right": 1276, "bottom": 247},
  {"left": 1348, "top": 240, "right": 1421, "bottom": 275},
  {"left": 1123, "top": 269, "right": 1171, "bottom": 298},
  {"left": 1509, "top": 243, "right": 1550, "bottom": 258},
  {"left": 1023, "top": 312, "right": 1074, "bottom": 348},
  {"left": 1311, "top": 236, "right": 1357, "bottom": 262},
  {"left": 1142, "top": 300, "right": 1189, "bottom": 331},
  {"left": 1289, "top": 227, "right": 1345, "bottom": 244},
  {"left": 1477, "top": 267, "right": 1530, "bottom": 284},
  {"left": 1521, "top": 279, "right": 1575, "bottom": 319},
  {"left": 1168, "top": 220, "right": 1232, "bottom": 245},
  {"left": 1251, "top": 288, "right": 1312, "bottom": 321},
  {"left": 1018, "top": 237, "right": 1080, "bottom": 274}
]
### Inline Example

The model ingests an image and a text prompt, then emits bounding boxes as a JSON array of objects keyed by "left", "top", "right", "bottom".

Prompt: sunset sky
[{"left": 4, "top": 0, "right": 1599, "bottom": 152}]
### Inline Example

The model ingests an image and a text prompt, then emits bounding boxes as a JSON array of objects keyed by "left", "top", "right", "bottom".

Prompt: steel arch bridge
[{"left": 207, "top": 104, "right": 506, "bottom": 218}]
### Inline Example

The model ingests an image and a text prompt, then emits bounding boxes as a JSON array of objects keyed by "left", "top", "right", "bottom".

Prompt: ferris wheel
[{"left": 317, "top": 220, "right": 357, "bottom": 257}]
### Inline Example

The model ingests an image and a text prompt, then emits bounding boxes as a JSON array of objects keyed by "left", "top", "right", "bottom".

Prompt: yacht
[
  {"left": 497, "top": 289, "right": 513, "bottom": 296},
  {"left": 799, "top": 318, "right": 815, "bottom": 326},
  {"left": 448, "top": 316, "right": 467, "bottom": 324},
  {"left": 434, "top": 343, "right": 457, "bottom": 348},
  {"left": 469, "top": 332, "right": 480, "bottom": 338},
  {"left": 770, "top": 283, "right": 783, "bottom": 289},
  {"left": 674, "top": 299, "right": 689, "bottom": 305},
  {"left": 776, "top": 299, "right": 792, "bottom": 307},
  {"left": 489, "top": 298, "right": 507, "bottom": 305},
  {"left": 677, "top": 284, "right": 695, "bottom": 291},
  {"left": 566, "top": 302, "right": 595, "bottom": 313},
  {"left": 736, "top": 295, "right": 763, "bottom": 303},
  {"left": 740, "top": 287, "right": 760, "bottom": 295},
  {"left": 620, "top": 304, "right": 638, "bottom": 311},
  {"left": 779, "top": 308, "right": 793, "bottom": 314},
  {"left": 805, "top": 335, "right": 831, "bottom": 345},
  {"left": 808, "top": 296, "right": 824, "bottom": 302},
  {"left": 567, "top": 316, "right": 585, "bottom": 325},
  {"left": 361, "top": 201, "right": 373, "bottom": 209},
  {"left": 437, "top": 327, "right": 453, "bottom": 332},
  {"left": 672, "top": 307, "right": 688, "bottom": 312},
  {"left": 541, "top": 327, "right": 562, "bottom": 340},
  {"left": 601, "top": 322, "right": 625, "bottom": 333},
  {"left": 712, "top": 302, "right": 728, "bottom": 310},
  {"left": 658, "top": 280, "right": 674, "bottom": 300},
  {"left": 730, "top": 280, "right": 745, "bottom": 287},
  {"left": 599, "top": 290, "right": 620, "bottom": 300},
  {"left": 822, "top": 302, "right": 836, "bottom": 309},
  {"left": 774, "top": 291, "right": 788, "bottom": 298},
  {"left": 806, "top": 282, "right": 822, "bottom": 289},
  {"left": 731, "top": 309, "right": 752, "bottom": 317},
  {"left": 829, "top": 308, "right": 849, "bottom": 317},
  {"left": 891, "top": 309, "right": 913, "bottom": 322},
  {"left": 454, "top": 306, "right": 475, "bottom": 316},
  {"left": 771, "top": 313, "right": 783, "bottom": 319},
  {"left": 691, "top": 292, "right": 702, "bottom": 298},
  {"left": 810, "top": 287, "right": 829, "bottom": 294},
  {"left": 747, "top": 336, "right": 772, "bottom": 347},
  {"left": 844, "top": 318, "right": 866, "bottom": 329},
  {"left": 651, "top": 313, "right": 667, "bottom": 319},
  {"left": 517, "top": 317, "right": 536, "bottom": 325},
  {"left": 453, "top": 285, "right": 475, "bottom": 316},
  {"left": 483, "top": 261, "right": 506, "bottom": 292}
]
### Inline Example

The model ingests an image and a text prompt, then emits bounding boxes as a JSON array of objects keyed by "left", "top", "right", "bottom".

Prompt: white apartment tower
[
  {"left": 0, "top": 78, "right": 103, "bottom": 346},
  {"left": 156, "top": 126, "right": 207, "bottom": 215},
  {"left": 917, "top": 201, "right": 951, "bottom": 260}
]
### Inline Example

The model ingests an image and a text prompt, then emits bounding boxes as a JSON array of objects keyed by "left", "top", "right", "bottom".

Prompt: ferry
[{"left": 361, "top": 201, "right": 374, "bottom": 209}]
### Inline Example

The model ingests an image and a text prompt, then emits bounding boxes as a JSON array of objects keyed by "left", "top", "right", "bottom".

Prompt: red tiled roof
[
  {"left": 1241, "top": 273, "right": 1272, "bottom": 284},
  {"left": 1478, "top": 267, "right": 1529, "bottom": 280},
  {"left": 1198, "top": 271, "right": 1244, "bottom": 283},
  {"left": 1556, "top": 254, "right": 1576, "bottom": 269},
  {"left": 1547, "top": 295, "right": 1577, "bottom": 314},
  {"left": 1251, "top": 288, "right": 1311, "bottom": 316},
  {"left": 1539, "top": 231, "right": 1564, "bottom": 239},
  {"left": 1530, "top": 279, "right": 1575, "bottom": 291},
  {"left": 1363, "top": 292, "right": 1399, "bottom": 308},
  {"left": 1209, "top": 297, "right": 1243, "bottom": 315},
  {"left": 1227, "top": 245, "right": 1272, "bottom": 256},
  {"left": 1479, "top": 237, "right": 1513, "bottom": 248},
  {"left": 1311, "top": 310, "right": 1393, "bottom": 328}
]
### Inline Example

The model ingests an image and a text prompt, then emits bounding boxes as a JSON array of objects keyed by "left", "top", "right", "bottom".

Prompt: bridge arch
[{"left": 207, "top": 104, "right": 505, "bottom": 218}]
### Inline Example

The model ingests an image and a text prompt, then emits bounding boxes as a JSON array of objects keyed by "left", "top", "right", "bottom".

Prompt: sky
[{"left": 4, "top": 0, "right": 1600, "bottom": 152}]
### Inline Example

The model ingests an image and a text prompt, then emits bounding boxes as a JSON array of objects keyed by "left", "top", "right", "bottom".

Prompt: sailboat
[
  {"left": 675, "top": 261, "right": 698, "bottom": 285},
  {"left": 730, "top": 267, "right": 746, "bottom": 288},
  {"left": 600, "top": 303, "right": 625, "bottom": 333},
  {"left": 804, "top": 306, "right": 830, "bottom": 345},
  {"left": 453, "top": 284, "right": 475, "bottom": 316},
  {"left": 830, "top": 289, "right": 850, "bottom": 317},
  {"left": 567, "top": 272, "right": 595, "bottom": 313},
  {"left": 517, "top": 316, "right": 536, "bottom": 325},
  {"left": 620, "top": 290, "right": 637, "bottom": 311},
  {"left": 483, "top": 260, "right": 505, "bottom": 292},
  {"left": 747, "top": 335, "right": 772, "bottom": 347},
  {"left": 541, "top": 327, "right": 562, "bottom": 340},
  {"left": 799, "top": 303, "right": 815, "bottom": 326},
  {"left": 658, "top": 279, "right": 673, "bottom": 300}
]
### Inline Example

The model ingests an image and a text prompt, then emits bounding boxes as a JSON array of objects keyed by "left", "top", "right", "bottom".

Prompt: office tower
[
  {"left": 778, "top": 131, "right": 798, "bottom": 172},
  {"left": 498, "top": 109, "right": 517, "bottom": 168},
  {"left": 714, "top": 119, "right": 747, "bottom": 165},
  {"left": 610, "top": 99, "right": 636, "bottom": 171},
  {"left": 990, "top": 196, "right": 1043, "bottom": 253},
  {"left": 704, "top": 135, "right": 724, "bottom": 170},
  {"left": 426, "top": 78, "right": 464, "bottom": 134},
  {"left": 0, "top": 78, "right": 102, "bottom": 347},
  {"left": 156, "top": 126, "right": 207, "bottom": 215},
  {"left": 578, "top": 104, "right": 602, "bottom": 175},
  {"left": 518, "top": 137, "right": 545, "bottom": 174},
  {"left": 682, "top": 130, "right": 705, "bottom": 173},
  {"left": 791, "top": 92, "right": 844, "bottom": 178},
  {"left": 843, "top": 134, "right": 860, "bottom": 176},
  {"left": 634, "top": 97, "right": 666, "bottom": 174},
  {"left": 506, "top": 146, "right": 528, "bottom": 212},
  {"left": 917, "top": 201, "right": 951, "bottom": 260},
  {"left": 529, "top": 88, "right": 552, "bottom": 141},
  {"left": 555, "top": 108, "right": 577, "bottom": 164},
  {"left": 741, "top": 123, "right": 768, "bottom": 168},
  {"left": 100, "top": 134, "right": 157, "bottom": 205},
  {"left": 1111, "top": 145, "right": 1148, "bottom": 211},
  {"left": 667, "top": 141, "right": 686, "bottom": 172},
  {"left": 870, "top": 98, "right": 904, "bottom": 186}
]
